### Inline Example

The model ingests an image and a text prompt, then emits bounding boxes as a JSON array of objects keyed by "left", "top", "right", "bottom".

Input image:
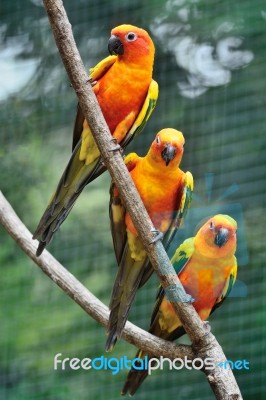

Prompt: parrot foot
[
  {"left": 108, "top": 138, "right": 122, "bottom": 152},
  {"left": 203, "top": 321, "right": 211, "bottom": 334},
  {"left": 87, "top": 77, "right": 97, "bottom": 87},
  {"left": 149, "top": 228, "right": 164, "bottom": 244}
]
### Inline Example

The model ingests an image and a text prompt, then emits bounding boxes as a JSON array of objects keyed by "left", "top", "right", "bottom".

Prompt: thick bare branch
[{"left": 0, "top": 191, "right": 193, "bottom": 361}]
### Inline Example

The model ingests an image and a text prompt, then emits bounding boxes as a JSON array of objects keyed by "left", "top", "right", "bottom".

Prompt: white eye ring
[
  {"left": 126, "top": 32, "right": 137, "bottom": 42},
  {"left": 210, "top": 221, "right": 215, "bottom": 230},
  {"left": 155, "top": 135, "right": 161, "bottom": 145}
]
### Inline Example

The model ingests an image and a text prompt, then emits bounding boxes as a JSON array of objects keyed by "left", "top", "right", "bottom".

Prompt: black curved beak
[
  {"left": 108, "top": 35, "right": 124, "bottom": 55},
  {"left": 215, "top": 228, "right": 229, "bottom": 247},
  {"left": 161, "top": 144, "right": 176, "bottom": 166}
]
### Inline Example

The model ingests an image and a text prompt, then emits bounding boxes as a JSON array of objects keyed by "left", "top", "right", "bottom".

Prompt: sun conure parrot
[
  {"left": 122, "top": 214, "right": 238, "bottom": 396},
  {"left": 106, "top": 128, "right": 193, "bottom": 352},
  {"left": 33, "top": 24, "right": 158, "bottom": 256}
]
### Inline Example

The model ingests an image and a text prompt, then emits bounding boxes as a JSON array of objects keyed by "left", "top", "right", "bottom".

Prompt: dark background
[{"left": 1, "top": 0, "right": 265, "bottom": 399}]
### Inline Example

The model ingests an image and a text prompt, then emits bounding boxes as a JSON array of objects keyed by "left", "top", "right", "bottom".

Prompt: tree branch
[
  {"left": 0, "top": 191, "right": 193, "bottom": 361},
  {"left": 3, "top": 0, "right": 243, "bottom": 398}
]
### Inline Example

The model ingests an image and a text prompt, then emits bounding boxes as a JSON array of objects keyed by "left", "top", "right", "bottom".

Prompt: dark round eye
[
  {"left": 126, "top": 32, "right": 137, "bottom": 42},
  {"left": 210, "top": 221, "right": 214, "bottom": 230},
  {"left": 155, "top": 135, "right": 161, "bottom": 145}
]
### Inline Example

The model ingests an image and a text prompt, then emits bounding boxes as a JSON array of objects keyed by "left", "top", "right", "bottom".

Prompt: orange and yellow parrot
[
  {"left": 106, "top": 128, "right": 193, "bottom": 351},
  {"left": 122, "top": 214, "right": 238, "bottom": 396},
  {"left": 33, "top": 24, "right": 158, "bottom": 256}
]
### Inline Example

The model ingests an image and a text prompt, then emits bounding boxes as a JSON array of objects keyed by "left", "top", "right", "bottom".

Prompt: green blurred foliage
[{"left": 1, "top": 0, "right": 266, "bottom": 399}]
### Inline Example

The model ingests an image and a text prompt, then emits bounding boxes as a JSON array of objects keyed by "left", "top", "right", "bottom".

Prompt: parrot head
[
  {"left": 195, "top": 214, "right": 237, "bottom": 258},
  {"left": 148, "top": 128, "right": 185, "bottom": 168},
  {"left": 108, "top": 24, "right": 155, "bottom": 60}
]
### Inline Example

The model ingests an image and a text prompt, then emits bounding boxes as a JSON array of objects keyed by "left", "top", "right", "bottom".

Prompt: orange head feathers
[
  {"left": 147, "top": 128, "right": 185, "bottom": 168},
  {"left": 194, "top": 214, "right": 237, "bottom": 258},
  {"left": 108, "top": 24, "right": 155, "bottom": 61}
]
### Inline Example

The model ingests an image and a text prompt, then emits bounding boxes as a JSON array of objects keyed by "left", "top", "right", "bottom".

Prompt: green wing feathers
[
  {"left": 171, "top": 237, "right": 194, "bottom": 274},
  {"left": 211, "top": 261, "right": 237, "bottom": 313}
]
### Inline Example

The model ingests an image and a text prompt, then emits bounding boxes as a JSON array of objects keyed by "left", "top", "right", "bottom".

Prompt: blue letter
[
  {"left": 132, "top": 358, "right": 144, "bottom": 371},
  {"left": 92, "top": 356, "right": 104, "bottom": 370},
  {"left": 108, "top": 358, "right": 119, "bottom": 375}
]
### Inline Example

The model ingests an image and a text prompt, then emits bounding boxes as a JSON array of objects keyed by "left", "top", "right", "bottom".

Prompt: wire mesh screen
[{"left": 1, "top": 0, "right": 265, "bottom": 399}]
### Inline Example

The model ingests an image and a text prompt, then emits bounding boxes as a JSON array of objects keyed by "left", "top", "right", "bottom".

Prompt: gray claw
[
  {"left": 204, "top": 321, "right": 211, "bottom": 334},
  {"left": 108, "top": 138, "right": 121, "bottom": 152},
  {"left": 149, "top": 228, "right": 164, "bottom": 244},
  {"left": 87, "top": 77, "right": 97, "bottom": 87}
]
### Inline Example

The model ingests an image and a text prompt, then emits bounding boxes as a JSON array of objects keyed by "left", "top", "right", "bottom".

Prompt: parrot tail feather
[
  {"left": 33, "top": 154, "right": 106, "bottom": 256},
  {"left": 106, "top": 258, "right": 145, "bottom": 351},
  {"left": 121, "top": 360, "right": 149, "bottom": 396},
  {"left": 105, "top": 328, "right": 118, "bottom": 352},
  {"left": 36, "top": 241, "right": 47, "bottom": 257}
]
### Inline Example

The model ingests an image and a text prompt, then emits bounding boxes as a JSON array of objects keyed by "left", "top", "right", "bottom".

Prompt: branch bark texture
[
  {"left": 0, "top": 191, "right": 193, "bottom": 361},
  {"left": 2, "top": 0, "right": 243, "bottom": 398}
]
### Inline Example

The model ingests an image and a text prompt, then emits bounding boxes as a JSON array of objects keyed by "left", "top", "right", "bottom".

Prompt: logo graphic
[
  {"left": 217, "top": 360, "right": 250, "bottom": 370},
  {"left": 54, "top": 354, "right": 250, "bottom": 375}
]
